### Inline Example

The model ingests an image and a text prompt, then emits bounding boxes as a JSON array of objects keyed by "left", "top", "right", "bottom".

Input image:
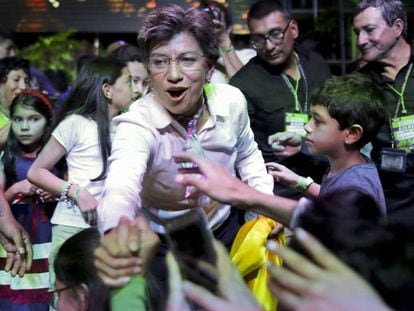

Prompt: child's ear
[
  {"left": 102, "top": 83, "right": 112, "bottom": 100},
  {"left": 345, "top": 124, "right": 363, "bottom": 145},
  {"left": 78, "top": 283, "right": 89, "bottom": 310}
]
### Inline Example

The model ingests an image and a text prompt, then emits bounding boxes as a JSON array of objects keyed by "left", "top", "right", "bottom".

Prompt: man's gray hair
[{"left": 354, "top": 0, "right": 407, "bottom": 38}]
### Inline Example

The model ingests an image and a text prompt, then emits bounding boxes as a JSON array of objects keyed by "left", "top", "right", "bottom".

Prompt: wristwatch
[{"left": 295, "top": 176, "right": 314, "bottom": 192}]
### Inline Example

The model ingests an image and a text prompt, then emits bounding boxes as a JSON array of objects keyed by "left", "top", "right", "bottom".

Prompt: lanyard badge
[
  {"left": 380, "top": 147, "right": 407, "bottom": 173},
  {"left": 391, "top": 114, "right": 414, "bottom": 152},
  {"left": 380, "top": 63, "right": 414, "bottom": 173},
  {"left": 284, "top": 112, "right": 308, "bottom": 137},
  {"left": 282, "top": 53, "right": 309, "bottom": 137},
  {"left": 381, "top": 115, "right": 414, "bottom": 173}
]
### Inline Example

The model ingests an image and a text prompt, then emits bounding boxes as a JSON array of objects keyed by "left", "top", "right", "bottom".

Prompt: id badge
[
  {"left": 285, "top": 113, "right": 308, "bottom": 137},
  {"left": 380, "top": 148, "right": 407, "bottom": 173},
  {"left": 391, "top": 114, "right": 414, "bottom": 152}
]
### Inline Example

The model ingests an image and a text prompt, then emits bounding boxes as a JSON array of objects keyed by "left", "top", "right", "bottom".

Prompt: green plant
[{"left": 20, "top": 29, "right": 90, "bottom": 83}]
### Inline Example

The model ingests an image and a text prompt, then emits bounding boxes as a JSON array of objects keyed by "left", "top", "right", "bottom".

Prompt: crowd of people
[{"left": 0, "top": 0, "right": 413, "bottom": 310}]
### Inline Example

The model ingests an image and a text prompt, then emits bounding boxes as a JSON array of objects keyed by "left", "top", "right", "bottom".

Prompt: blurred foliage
[
  {"left": 20, "top": 30, "right": 92, "bottom": 83},
  {"left": 314, "top": 6, "right": 338, "bottom": 34}
]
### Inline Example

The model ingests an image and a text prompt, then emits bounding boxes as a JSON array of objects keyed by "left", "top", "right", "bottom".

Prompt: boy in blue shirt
[{"left": 175, "top": 73, "right": 388, "bottom": 226}]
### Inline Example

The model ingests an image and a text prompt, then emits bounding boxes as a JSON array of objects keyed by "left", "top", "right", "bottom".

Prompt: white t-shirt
[{"left": 51, "top": 114, "right": 105, "bottom": 228}]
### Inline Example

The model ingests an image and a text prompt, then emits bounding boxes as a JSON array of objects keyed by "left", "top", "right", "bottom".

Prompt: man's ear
[
  {"left": 393, "top": 18, "right": 404, "bottom": 38},
  {"left": 290, "top": 19, "right": 299, "bottom": 40},
  {"left": 345, "top": 124, "right": 363, "bottom": 145}
]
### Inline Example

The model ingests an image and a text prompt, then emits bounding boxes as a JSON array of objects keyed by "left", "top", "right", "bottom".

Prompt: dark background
[{"left": 2, "top": 0, "right": 414, "bottom": 74}]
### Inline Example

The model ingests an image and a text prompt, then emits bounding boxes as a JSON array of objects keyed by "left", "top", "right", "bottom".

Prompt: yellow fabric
[{"left": 230, "top": 217, "right": 285, "bottom": 311}]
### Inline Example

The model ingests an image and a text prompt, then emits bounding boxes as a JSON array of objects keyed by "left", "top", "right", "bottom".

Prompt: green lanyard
[
  {"left": 281, "top": 53, "right": 308, "bottom": 113},
  {"left": 387, "top": 63, "right": 413, "bottom": 116}
]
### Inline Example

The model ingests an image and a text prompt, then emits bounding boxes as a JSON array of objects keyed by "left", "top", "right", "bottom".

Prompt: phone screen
[{"left": 165, "top": 208, "right": 218, "bottom": 293}]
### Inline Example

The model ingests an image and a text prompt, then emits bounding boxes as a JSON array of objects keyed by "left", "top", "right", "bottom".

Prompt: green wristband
[
  {"left": 60, "top": 181, "right": 69, "bottom": 194},
  {"left": 295, "top": 176, "right": 314, "bottom": 192},
  {"left": 220, "top": 45, "right": 235, "bottom": 54},
  {"left": 70, "top": 186, "right": 84, "bottom": 201}
]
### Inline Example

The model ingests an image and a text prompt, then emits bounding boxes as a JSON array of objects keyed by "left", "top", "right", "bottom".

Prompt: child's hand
[
  {"left": 36, "top": 189, "right": 55, "bottom": 203},
  {"left": 73, "top": 186, "right": 98, "bottom": 226},
  {"left": 12, "top": 179, "right": 37, "bottom": 198},
  {"left": 265, "top": 162, "right": 301, "bottom": 188}
]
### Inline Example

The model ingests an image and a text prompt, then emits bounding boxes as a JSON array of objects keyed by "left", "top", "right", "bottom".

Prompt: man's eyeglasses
[
  {"left": 147, "top": 53, "right": 206, "bottom": 72},
  {"left": 250, "top": 21, "right": 291, "bottom": 49}
]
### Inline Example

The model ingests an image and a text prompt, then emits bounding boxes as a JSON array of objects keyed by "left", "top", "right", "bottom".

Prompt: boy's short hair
[{"left": 310, "top": 73, "right": 387, "bottom": 149}]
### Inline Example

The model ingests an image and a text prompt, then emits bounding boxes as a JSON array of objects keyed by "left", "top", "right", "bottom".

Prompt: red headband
[{"left": 17, "top": 89, "right": 53, "bottom": 114}]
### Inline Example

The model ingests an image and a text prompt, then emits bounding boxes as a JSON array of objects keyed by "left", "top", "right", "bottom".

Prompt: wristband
[
  {"left": 60, "top": 181, "right": 73, "bottom": 201},
  {"left": 220, "top": 45, "right": 235, "bottom": 54},
  {"left": 70, "top": 186, "right": 84, "bottom": 201},
  {"left": 60, "top": 181, "right": 70, "bottom": 194},
  {"left": 295, "top": 176, "right": 314, "bottom": 192}
]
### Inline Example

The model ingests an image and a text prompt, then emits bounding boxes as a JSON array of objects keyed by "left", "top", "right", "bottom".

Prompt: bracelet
[
  {"left": 60, "top": 181, "right": 73, "bottom": 202},
  {"left": 295, "top": 176, "right": 314, "bottom": 192},
  {"left": 60, "top": 181, "right": 70, "bottom": 194},
  {"left": 220, "top": 45, "right": 235, "bottom": 54},
  {"left": 70, "top": 185, "right": 84, "bottom": 201}
]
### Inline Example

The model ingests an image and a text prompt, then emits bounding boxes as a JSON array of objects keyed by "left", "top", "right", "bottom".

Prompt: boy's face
[{"left": 304, "top": 104, "right": 348, "bottom": 156}]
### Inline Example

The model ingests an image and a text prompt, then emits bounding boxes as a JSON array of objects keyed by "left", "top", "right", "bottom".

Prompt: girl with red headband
[{"left": 0, "top": 90, "right": 57, "bottom": 310}]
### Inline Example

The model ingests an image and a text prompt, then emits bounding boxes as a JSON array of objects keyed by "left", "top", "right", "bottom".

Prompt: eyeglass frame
[
  {"left": 146, "top": 53, "right": 207, "bottom": 73},
  {"left": 47, "top": 286, "right": 73, "bottom": 309},
  {"left": 250, "top": 20, "right": 292, "bottom": 49}
]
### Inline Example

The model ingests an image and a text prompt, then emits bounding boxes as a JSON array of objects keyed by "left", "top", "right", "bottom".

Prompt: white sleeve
[
  {"left": 97, "top": 118, "right": 155, "bottom": 233},
  {"left": 52, "top": 115, "right": 79, "bottom": 152},
  {"left": 234, "top": 95, "right": 274, "bottom": 195}
]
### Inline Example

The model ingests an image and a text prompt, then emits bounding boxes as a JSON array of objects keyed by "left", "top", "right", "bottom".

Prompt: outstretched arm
[
  {"left": 174, "top": 153, "right": 298, "bottom": 227},
  {"left": 266, "top": 162, "right": 321, "bottom": 198}
]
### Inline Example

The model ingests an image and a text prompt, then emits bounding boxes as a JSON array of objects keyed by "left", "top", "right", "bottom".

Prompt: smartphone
[{"left": 165, "top": 208, "right": 218, "bottom": 293}]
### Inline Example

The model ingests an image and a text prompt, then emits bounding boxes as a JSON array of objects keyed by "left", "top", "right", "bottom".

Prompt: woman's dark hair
[
  {"left": 0, "top": 56, "right": 30, "bottom": 84},
  {"left": 138, "top": 4, "right": 219, "bottom": 64},
  {"left": 54, "top": 227, "right": 109, "bottom": 311},
  {"left": 56, "top": 57, "right": 126, "bottom": 181},
  {"left": 3, "top": 91, "right": 53, "bottom": 187},
  {"left": 109, "top": 43, "right": 146, "bottom": 63}
]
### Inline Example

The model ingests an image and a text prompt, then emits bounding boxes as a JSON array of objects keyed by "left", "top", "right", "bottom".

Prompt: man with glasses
[
  {"left": 354, "top": 0, "right": 414, "bottom": 214},
  {"left": 230, "top": 0, "right": 331, "bottom": 199}
]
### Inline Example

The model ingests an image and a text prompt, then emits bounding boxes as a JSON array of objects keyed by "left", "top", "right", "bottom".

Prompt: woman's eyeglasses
[{"left": 147, "top": 53, "right": 206, "bottom": 72}]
